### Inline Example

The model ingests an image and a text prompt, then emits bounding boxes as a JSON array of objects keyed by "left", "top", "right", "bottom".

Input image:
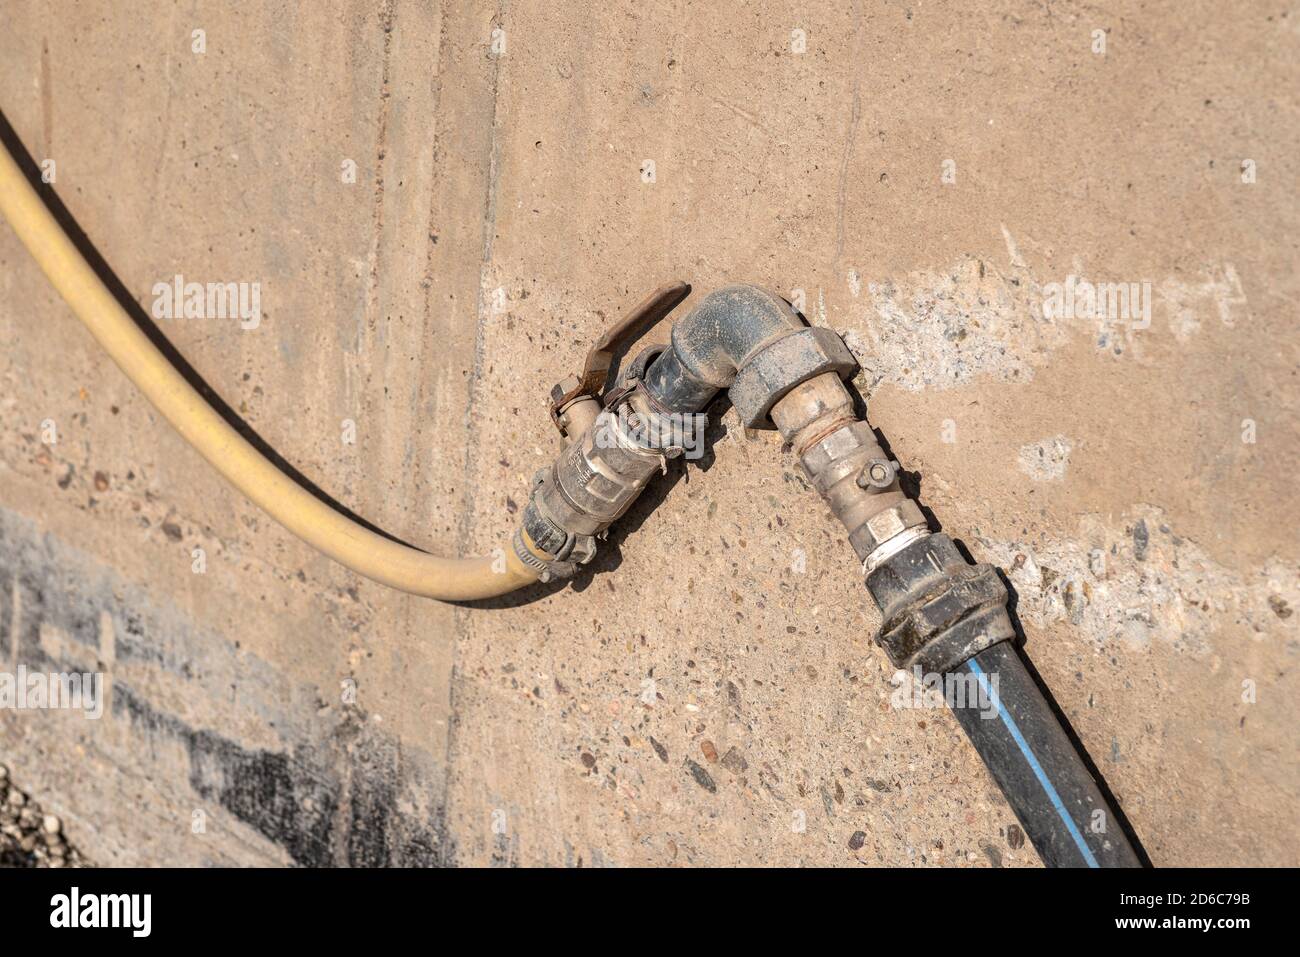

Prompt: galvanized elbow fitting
[
  {"left": 641, "top": 285, "right": 857, "bottom": 427},
  {"left": 770, "top": 372, "right": 1014, "bottom": 674}
]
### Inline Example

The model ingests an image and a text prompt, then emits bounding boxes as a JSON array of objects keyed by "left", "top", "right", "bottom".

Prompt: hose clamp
[
  {"left": 599, "top": 344, "right": 665, "bottom": 413},
  {"left": 601, "top": 345, "right": 702, "bottom": 467},
  {"left": 517, "top": 475, "right": 598, "bottom": 583},
  {"left": 511, "top": 524, "right": 593, "bottom": 584}
]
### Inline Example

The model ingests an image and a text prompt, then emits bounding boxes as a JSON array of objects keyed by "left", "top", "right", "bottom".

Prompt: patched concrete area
[{"left": 1, "top": 1, "right": 1296, "bottom": 867}]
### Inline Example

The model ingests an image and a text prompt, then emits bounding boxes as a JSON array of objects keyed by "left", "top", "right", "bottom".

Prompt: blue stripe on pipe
[{"left": 968, "top": 658, "right": 1100, "bottom": 868}]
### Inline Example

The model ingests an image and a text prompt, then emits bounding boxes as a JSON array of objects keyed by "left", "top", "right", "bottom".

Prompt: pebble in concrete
[{"left": 0, "top": 763, "right": 88, "bottom": 869}]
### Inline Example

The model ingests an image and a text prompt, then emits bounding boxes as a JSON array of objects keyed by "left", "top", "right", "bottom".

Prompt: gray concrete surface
[{"left": 0, "top": 0, "right": 1296, "bottom": 866}]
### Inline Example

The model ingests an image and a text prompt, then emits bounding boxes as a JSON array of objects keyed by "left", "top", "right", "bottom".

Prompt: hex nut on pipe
[
  {"left": 728, "top": 326, "right": 857, "bottom": 428},
  {"left": 849, "top": 499, "right": 928, "bottom": 558}
]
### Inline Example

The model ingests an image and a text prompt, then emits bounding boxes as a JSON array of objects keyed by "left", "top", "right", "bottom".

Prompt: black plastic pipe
[{"left": 948, "top": 641, "right": 1142, "bottom": 867}]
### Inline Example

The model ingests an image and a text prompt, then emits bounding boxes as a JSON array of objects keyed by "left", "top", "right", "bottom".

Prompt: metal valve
[{"left": 547, "top": 281, "right": 690, "bottom": 432}]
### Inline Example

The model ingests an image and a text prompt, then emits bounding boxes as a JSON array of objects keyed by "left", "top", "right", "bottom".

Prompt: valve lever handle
[{"left": 549, "top": 281, "right": 690, "bottom": 427}]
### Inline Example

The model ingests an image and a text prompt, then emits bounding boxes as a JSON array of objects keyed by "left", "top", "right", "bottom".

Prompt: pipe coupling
[
  {"left": 515, "top": 487, "right": 598, "bottom": 583},
  {"left": 729, "top": 326, "right": 857, "bottom": 428},
  {"left": 865, "top": 533, "right": 1015, "bottom": 673}
]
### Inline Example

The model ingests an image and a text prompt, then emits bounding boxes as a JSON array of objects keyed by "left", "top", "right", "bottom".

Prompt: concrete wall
[{"left": 0, "top": 0, "right": 1295, "bottom": 866}]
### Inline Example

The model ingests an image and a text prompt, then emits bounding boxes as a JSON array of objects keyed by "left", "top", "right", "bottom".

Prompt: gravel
[{"left": 0, "top": 763, "right": 88, "bottom": 868}]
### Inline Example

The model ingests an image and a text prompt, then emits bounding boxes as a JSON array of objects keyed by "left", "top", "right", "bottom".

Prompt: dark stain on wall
[
  {"left": 0, "top": 506, "right": 454, "bottom": 867},
  {"left": 113, "top": 686, "right": 450, "bottom": 866}
]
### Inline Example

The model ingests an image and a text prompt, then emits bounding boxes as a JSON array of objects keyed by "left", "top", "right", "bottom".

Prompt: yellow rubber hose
[{"left": 0, "top": 140, "right": 538, "bottom": 600}]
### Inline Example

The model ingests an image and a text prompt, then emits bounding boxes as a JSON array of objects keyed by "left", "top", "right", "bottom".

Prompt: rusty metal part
[
  {"left": 768, "top": 371, "right": 856, "bottom": 453},
  {"left": 529, "top": 288, "right": 864, "bottom": 584},
  {"left": 555, "top": 391, "right": 601, "bottom": 445},
  {"left": 852, "top": 499, "right": 928, "bottom": 560},
  {"left": 548, "top": 281, "right": 691, "bottom": 430},
  {"left": 595, "top": 344, "right": 666, "bottom": 417}
]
